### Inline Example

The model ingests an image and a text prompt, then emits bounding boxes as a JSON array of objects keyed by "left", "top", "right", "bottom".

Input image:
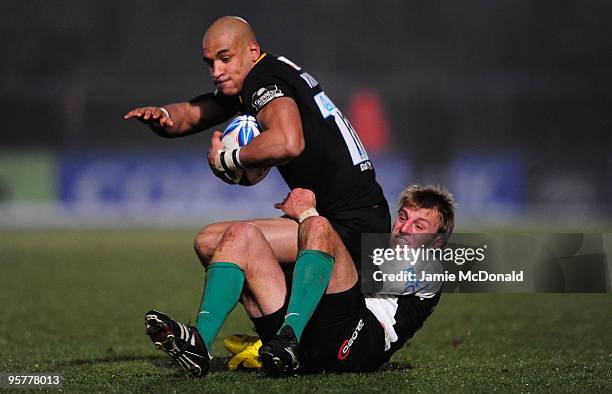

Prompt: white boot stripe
[
  {"left": 176, "top": 356, "right": 189, "bottom": 370},
  {"left": 179, "top": 323, "right": 190, "bottom": 340}
]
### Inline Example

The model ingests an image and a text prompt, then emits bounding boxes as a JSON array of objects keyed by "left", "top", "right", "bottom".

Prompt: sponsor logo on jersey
[
  {"left": 252, "top": 85, "right": 284, "bottom": 111},
  {"left": 337, "top": 318, "right": 365, "bottom": 360},
  {"left": 314, "top": 91, "right": 336, "bottom": 119}
]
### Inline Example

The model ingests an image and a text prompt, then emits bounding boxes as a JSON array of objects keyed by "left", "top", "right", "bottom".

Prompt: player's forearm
[
  {"left": 149, "top": 102, "right": 195, "bottom": 138},
  {"left": 238, "top": 97, "right": 304, "bottom": 167},
  {"left": 154, "top": 94, "right": 236, "bottom": 138},
  {"left": 238, "top": 129, "right": 304, "bottom": 168}
]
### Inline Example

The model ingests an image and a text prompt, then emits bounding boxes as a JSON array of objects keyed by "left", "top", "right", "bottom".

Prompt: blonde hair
[{"left": 397, "top": 184, "right": 455, "bottom": 234}]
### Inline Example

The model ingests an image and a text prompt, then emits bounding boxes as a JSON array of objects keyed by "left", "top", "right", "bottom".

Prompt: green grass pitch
[{"left": 1, "top": 231, "right": 611, "bottom": 392}]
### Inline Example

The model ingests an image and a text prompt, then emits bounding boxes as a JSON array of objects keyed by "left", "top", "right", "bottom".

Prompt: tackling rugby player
[{"left": 144, "top": 185, "right": 454, "bottom": 375}]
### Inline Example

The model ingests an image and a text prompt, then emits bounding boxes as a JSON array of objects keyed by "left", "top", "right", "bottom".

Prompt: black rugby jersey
[{"left": 221, "top": 53, "right": 386, "bottom": 215}]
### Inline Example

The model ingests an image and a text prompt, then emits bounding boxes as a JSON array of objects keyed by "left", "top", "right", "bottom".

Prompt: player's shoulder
[
  {"left": 248, "top": 52, "right": 301, "bottom": 77},
  {"left": 241, "top": 52, "right": 306, "bottom": 113},
  {"left": 245, "top": 52, "right": 316, "bottom": 89}
]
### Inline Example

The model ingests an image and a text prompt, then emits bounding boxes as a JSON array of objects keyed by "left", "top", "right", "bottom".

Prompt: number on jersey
[{"left": 314, "top": 91, "right": 369, "bottom": 165}]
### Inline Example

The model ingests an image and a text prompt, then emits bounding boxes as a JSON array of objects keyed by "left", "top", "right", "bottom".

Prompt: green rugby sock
[
  {"left": 196, "top": 262, "right": 245, "bottom": 350},
  {"left": 280, "top": 250, "right": 334, "bottom": 341}
]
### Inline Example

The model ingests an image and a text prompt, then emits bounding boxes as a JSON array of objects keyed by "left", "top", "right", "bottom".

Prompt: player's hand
[
  {"left": 207, "top": 130, "right": 235, "bottom": 184},
  {"left": 123, "top": 106, "right": 174, "bottom": 127},
  {"left": 274, "top": 188, "right": 316, "bottom": 219}
]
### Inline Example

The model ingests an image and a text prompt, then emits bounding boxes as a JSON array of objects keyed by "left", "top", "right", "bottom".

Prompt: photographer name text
[{"left": 373, "top": 270, "right": 524, "bottom": 282}]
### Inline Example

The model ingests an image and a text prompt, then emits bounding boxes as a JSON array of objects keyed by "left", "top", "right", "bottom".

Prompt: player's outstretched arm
[
  {"left": 238, "top": 97, "right": 305, "bottom": 168},
  {"left": 123, "top": 93, "right": 237, "bottom": 138}
]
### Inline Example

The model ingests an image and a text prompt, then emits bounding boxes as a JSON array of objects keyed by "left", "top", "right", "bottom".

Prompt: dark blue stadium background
[{"left": 1, "top": 0, "right": 610, "bottom": 229}]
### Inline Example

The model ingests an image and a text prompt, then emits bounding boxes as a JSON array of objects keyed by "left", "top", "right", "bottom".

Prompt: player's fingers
[
  {"left": 143, "top": 108, "right": 152, "bottom": 120},
  {"left": 123, "top": 109, "right": 141, "bottom": 119}
]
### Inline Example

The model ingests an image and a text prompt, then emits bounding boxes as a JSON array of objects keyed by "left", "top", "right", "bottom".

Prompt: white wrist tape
[
  {"left": 215, "top": 147, "right": 243, "bottom": 173},
  {"left": 298, "top": 207, "right": 319, "bottom": 223},
  {"left": 159, "top": 107, "right": 171, "bottom": 120},
  {"left": 214, "top": 150, "right": 224, "bottom": 172}
]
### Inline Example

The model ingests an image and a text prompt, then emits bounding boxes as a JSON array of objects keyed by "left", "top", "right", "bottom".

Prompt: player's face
[
  {"left": 202, "top": 33, "right": 258, "bottom": 96},
  {"left": 391, "top": 206, "right": 442, "bottom": 248}
]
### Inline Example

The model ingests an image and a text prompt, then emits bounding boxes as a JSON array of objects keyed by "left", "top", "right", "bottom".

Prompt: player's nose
[
  {"left": 399, "top": 220, "right": 415, "bottom": 234},
  {"left": 211, "top": 61, "right": 224, "bottom": 78}
]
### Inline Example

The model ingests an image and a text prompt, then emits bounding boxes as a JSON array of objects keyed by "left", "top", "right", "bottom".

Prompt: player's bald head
[
  {"left": 204, "top": 16, "right": 257, "bottom": 47},
  {"left": 201, "top": 16, "right": 261, "bottom": 96}
]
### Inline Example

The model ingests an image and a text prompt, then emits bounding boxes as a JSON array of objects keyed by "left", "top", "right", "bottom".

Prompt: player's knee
[
  {"left": 298, "top": 216, "right": 333, "bottom": 250},
  {"left": 221, "top": 222, "right": 262, "bottom": 248},
  {"left": 194, "top": 224, "right": 222, "bottom": 266}
]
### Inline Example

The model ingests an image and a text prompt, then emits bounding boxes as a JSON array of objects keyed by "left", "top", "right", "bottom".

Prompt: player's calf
[
  {"left": 297, "top": 215, "right": 334, "bottom": 254},
  {"left": 299, "top": 215, "right": 358, "bottom": 294}
]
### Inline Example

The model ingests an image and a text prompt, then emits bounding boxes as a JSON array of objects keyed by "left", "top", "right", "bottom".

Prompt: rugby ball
[{"left": 221, "top": 115, "right": 270, "bottom": 185}]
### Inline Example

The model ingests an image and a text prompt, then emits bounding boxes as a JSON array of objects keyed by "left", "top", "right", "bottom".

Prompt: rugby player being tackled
[{"left": 145, "top": 185, "right": 454, "bottom": 376}]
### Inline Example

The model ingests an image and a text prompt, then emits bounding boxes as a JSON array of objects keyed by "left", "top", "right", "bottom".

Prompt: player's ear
[{"left": 249, "top": 41, "right": 260, "bottom": 61}]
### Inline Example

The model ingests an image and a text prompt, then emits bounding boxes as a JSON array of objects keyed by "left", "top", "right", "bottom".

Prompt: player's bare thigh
[{"left": 194, "top": 217, "right": 299, "bottom": 264}]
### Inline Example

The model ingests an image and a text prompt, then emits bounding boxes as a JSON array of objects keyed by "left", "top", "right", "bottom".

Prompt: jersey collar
[{"left": 254, "top": 52, "right": 267, "bottom": 66}]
